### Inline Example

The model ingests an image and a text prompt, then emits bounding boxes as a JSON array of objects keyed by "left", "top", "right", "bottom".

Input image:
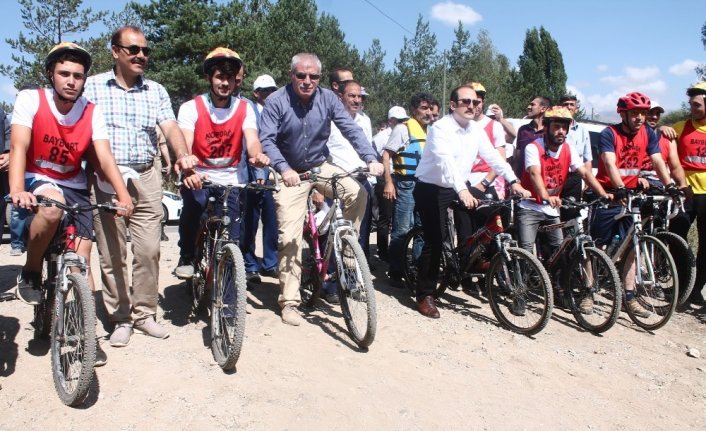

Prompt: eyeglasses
[
  {"left": 457, "top": 98, "right": 481, "bottom": 107},
  {"left": 294, "top": 72, "right": 321, "bottom": 81},
  {"left": 115, "top": 44, "right": 152, "bottom": 56}
]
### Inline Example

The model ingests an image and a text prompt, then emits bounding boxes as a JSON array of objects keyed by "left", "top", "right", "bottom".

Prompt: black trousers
[
  {"left": 670, "top": 193, "right": 706, "bottom": 300},
  {"left": 374, "top": 180, "right": 393, "bottom": 260}
]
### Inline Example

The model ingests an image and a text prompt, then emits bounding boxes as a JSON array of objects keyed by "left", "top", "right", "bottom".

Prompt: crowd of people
[{"left": 3, "top": 25, "right": 706, "bottom": 366}]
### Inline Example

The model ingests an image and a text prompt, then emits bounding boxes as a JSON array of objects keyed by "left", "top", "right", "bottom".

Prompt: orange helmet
[
  {"left": 203, "top": 47, "right": 242, "bottom": 74},
  {"left": 543, "top": 106, "right": 573, "bottom": 122}
]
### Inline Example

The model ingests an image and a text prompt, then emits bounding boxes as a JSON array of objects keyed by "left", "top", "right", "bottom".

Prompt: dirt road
[{"left": 1, "top": 235, "right": 705, "bottom": 430}]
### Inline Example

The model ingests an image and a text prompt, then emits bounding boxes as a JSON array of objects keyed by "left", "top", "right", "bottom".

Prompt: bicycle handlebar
[
  {"left": 6, "top": 194, "right": 125, "bottom": 214},
  {"left": 176, "top": 166, "right": 281, "bottom": 192}
]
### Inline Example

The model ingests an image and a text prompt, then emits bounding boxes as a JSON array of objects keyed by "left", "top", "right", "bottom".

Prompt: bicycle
[
  {"left": 4, "top": 195, "right": 122, "bottom": 406},
  {"left": 639, "top": 189, "right": 696, "bottom": 306},
  {"left": 604, "top": 189, "right": 679, "bottom": 330},
  {"left": 299, "top": 167, "right": 377, "bottom": 348},
  {"left": 183, "top": 170, "right": 279, "bottom": 371},
  {"left": 537, "top": 198, "right": 622, "bottom": 333},
  {"left": 402, "top": 196, "right": 554, "bottom": 336}
]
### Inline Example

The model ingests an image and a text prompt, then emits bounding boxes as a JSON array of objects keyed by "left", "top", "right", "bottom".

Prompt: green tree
[
  {"left": 358, "top": 38, "right": 394, "bottom": 123},
  {"left": 0, "top": 0, "right": 108, "bottom": 92},
  {"left": 697, "top": 21, "right": 706, "bottom": 80},
  {"left": 393, "top": 15, "right": 440, "bottom": 106}
]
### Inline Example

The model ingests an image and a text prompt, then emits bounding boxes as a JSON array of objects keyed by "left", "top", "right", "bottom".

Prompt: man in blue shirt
[{"left": 259, "top": 52, "right": 383, "bottom": 326}]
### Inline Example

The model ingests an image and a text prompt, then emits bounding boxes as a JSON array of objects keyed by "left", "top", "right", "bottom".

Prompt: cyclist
[
  {"left": 517, "top": 106, "right": 610, "bottom": 313},
  {"left": 670, "top": 82, "right": 706, "bottom": 306},
  {"left": 174, "top": 47, "right": 269, "bottom": 279},
  {"left": 640, "top": 101, "right": 687, "bottom": 188},
  {"left": 8, "top": 42, "right": 134, "bottom": 364},
  {"left": 591, "top": 92, "right": 676, "bottom": 317}
]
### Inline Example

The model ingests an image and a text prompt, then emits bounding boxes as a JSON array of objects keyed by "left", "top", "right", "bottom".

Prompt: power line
[{"left": 361, "top": 0, "right": 414, "bottom": 36}]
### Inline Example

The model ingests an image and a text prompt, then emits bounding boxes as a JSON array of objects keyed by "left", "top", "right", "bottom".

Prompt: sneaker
[
  {"left": 579, "top": 295, "right": 594, "bottom": 315},
  {"left": 626, "top": 298, "right": 651, "bottom": 318},
  {"left": 555, "top": 292, "right": 573, "bottom": 310},
  {"left": 510, "top": 296, "right": 526, "bottom": 316},
  {"left": 10, "top": 247, "right": 24, "bottom": 256},
  {"left": 281, "top": 304, "right": 303, "bottom": 326},
  {"left": 95, "top": 342, "right": 108, "bottom": 367},
  {"left": 109, "top": 322, "right": 133, "bottom": 347},
  {"left": 16, "top": 271, "right": 42, "bottom": 305},
  {"left": 323, "top": 292, "right": 340, "bottom": 304},
  {"left": 246, "top": 271, "right": 262, "bottom": 284},
  {"left": 174, "top": 256, "right": 194, "bottom": 279},
  {"left": 259, "top": 268, "right": 278, "bottom": 278},
  {"left": 134, "top": 318, "right": 170, "bottom": 339},
  {"left": 648, "top": 286, "right": 666, "bottom": 301}
]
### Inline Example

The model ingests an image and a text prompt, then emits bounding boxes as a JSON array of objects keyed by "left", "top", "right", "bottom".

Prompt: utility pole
[{"left": 442, "top": 50, "right": 447, "bottom": 105}]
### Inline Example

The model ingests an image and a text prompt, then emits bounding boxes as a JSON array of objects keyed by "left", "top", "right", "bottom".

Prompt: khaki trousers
[
  {"left": 274, "top": 162, "right": 367, "bottom": 308},
  {"left": 92, "top": 166, "right": 163, "bottom": 323}
]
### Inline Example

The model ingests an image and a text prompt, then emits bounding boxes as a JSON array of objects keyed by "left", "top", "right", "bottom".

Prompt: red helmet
[{"left": 616, "top": 92, "right": 651, "bottom": 113}]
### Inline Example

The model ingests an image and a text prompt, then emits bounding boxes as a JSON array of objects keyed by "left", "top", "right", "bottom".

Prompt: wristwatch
[{"left": 480, "top": 178, "right": 492, "bottom": 188}]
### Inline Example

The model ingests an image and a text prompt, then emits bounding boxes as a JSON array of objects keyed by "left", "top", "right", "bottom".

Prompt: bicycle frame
[
  {"left": 610, "top": 193, "right": 656, "bottom": 288},
  {"left": 540, "top": 200, "right": 600, "bottom": 269}
]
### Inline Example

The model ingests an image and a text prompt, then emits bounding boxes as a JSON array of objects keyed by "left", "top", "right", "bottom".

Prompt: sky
[{"left": 1, "top": 0, "right": 704, "bottom": 122}]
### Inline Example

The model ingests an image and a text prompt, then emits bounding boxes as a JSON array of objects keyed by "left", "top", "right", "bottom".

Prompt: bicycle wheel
[
  {"left": 623, "top": 235, "right": 678, "bottom": 331},
  {"left": 34, "top": 254, "right": 56, "bottom": 339},
  {"left": 336, "top": 234, "right": 377, "bottom": 348},
  {"left": 401, "top": 226, "right": 423, "bottom": 294},
  {"left": 211, "top": 243, "right": 247, "bottom": 370},
  {"left": 300, "top": 234, "right": 321, "bottom": 308},
  {"left": 564, "top": 247, "right": 621, "bottom": 333},
  {"left": 486, "top": 247, "right": 553, "bottom": 336},
  {"left": 188, "top": 224, "right": 211, "bottom": 313},
  {"left": 655, "top": 231, "right": 695, "bottom": 306},
  {"left": 51, "top": 273, "right": 96, "bottom": 406}
]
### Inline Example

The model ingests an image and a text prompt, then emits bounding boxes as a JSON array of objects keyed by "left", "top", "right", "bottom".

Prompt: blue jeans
[
  {"left": 388, "top": 178, "right": 420, "bottom": 275},
  {"left": 178, "top": 186, "right": 242, "bottom": 258},
  {"left": 590, "top": 204, "right": 632, "bottom": 247},
  {"left": 240, "top": 189, "right": 278, "bottom": 272}
]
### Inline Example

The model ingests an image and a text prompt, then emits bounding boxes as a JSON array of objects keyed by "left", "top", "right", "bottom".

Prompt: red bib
[
  {"left": 596, "top": 125, "right": 648, "bottom": 189},
  {"left": 471, "top": 120, "right": 496, "bottom": 173},
  {"left": 678, "top": 119, "right": 706, "bottom": 171},
  {"left": 27, "top": 89, "right": 93, "bottom": 179},
  {"left": 520, "top": 140, "right": 571, "bottom": 204},
  {"left": 192, "top": 96, "right": 246, "bottom": 168}
]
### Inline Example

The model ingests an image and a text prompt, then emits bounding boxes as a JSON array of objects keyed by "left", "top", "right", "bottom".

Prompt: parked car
[{"left": 162, "top": 191, "right": 182, "bottom": 223}]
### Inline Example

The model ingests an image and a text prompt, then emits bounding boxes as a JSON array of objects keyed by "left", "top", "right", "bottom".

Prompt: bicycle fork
[{"left": 54, "top": 252, "right": 87, "bottom": 345}]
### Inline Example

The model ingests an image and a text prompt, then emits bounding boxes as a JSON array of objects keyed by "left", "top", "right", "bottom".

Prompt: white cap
[
  {"left": 361, "top": 87, "right": 369, "bottom": 97},
  {"left": 650, "top": 101, "right": 664, "bottom": 113},
  {"left": 253, "top": 74, "right": 277, "bottom": 91},
  {"left": 388, "top": 106, "right": 408, "bottom": 120}
]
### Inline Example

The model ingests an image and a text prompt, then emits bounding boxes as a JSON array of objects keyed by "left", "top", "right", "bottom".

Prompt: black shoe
[
  {"left": 259, "top": 268, "right": 278, "bottom": 278},
  {"left": 689, "top": 294, "right": 706, "bottom": 307},
  {"left": 95, "top": 342, "right": 107, "bottom": 367},
  {"left": 246, "top": 271, "right": 262, "bottom": 284},
  {"left": 388, "top": 272, "right": 405, "bottom": 289},
  {"left": 323, "top": 292, "right": 340, "bottom": 304}
]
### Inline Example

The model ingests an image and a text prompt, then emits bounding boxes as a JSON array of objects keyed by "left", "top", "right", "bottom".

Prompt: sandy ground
[{"left": 1, "top": 227, "right": 705, "bottom": 430}]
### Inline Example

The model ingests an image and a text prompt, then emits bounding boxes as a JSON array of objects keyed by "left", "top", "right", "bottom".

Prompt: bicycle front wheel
[
  {"left": 188, "top": 224, "right": 211, "bottom": 313},
  {"left": 51, "top": 273, "right": 96, "bottom": 406},
  {"left": 655, "top": 231, "right": 695, "bottom": 306},
  {"left": 211, "top": 243, "right": 247, "bottom": 371},
  {"left": 486, "top": 247, "right": 553, "bottom": 336},
  {"left": 623, "top": 235, "right": 678, "bottom": 331},
  {"left": 336, "top": 234, "right": 377, "bottom": 348},
  {"left": 401, "top": 226, "right": 423, "bottom": 294},
  {"left": 34, "top": 254, "right": 56, "bottom": 339},
  {"left": 565, "top": 247, "right": 621, "bottom": 333}
]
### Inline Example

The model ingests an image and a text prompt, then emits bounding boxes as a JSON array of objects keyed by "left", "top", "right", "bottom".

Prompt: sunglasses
[
  {"left": 457, "top": 98, "right": 482, "bottom": 107},
  {"left": 294, "top": 72, "right": 321, "bottom": 81},
  {"left": 115, "top": 44, "right": 152, "bottom": 56}
]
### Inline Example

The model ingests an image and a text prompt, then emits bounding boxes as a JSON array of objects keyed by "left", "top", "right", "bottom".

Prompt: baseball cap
[
  {"left": 253, "top": 74, "right": 277, "bottom": 91},
  {"left": 649, "top": 101, "right": 665, "bottom": 113},
  {"left": 388, "top": 106, "right": 408, "bottom": 120}
]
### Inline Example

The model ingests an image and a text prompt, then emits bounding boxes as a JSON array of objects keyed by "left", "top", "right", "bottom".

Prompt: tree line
[{"left": 2, "top": 0, "right": 704, "bottom": 124}]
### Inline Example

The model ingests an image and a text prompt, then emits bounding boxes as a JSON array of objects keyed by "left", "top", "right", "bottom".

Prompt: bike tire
[
  {"left": 51, "top": 273, "right": 96, "bottom": 406},
  {"left": 188, "top": 224, "right": 211, "bottom": 313},
  {"left": 486, "top": 247, "right": 553, "bottom": 336},
  {"left": 300, "top": 234, "right": 321, "bottom": 308},
  {"left": 564, "top": 247, "right": 622, "bottom": 334},
  {"left": 623, "top": 235, "right": 678, "bottom": 331},
  {"left": 34, "top": 254, "right": 56, "bottom": 339},
  {"left": 336, "top": 234, "right": 377, "bottom": 348},
  {"left": 401, "top": 226, "right": 450, "bottom": 298},
  {"left": 211, "top": 243, "right": 247, "bottom": 371},
  {"left": 655, "top": 231, "right": 695, "bottom": 306}
]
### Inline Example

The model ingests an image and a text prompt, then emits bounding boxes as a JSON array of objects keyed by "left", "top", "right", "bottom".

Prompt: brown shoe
[{"left": 417, "top": 295, "right": 440, "bottom": 319}]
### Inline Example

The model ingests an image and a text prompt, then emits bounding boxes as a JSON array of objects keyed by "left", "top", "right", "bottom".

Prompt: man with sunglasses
[
  {"left": 413, "top": 85, "right": 530, "bottom": 319},
  {"left": 84, "top": 26, "right": 197, "bottom": 347},
  {"left": 382, "top": 92, "right": 435, "bottom": 287},
  {"left": 259, "top": 52, "right": 383, "bottom": 326}
]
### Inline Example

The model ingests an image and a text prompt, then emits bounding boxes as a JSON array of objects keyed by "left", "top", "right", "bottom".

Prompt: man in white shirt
[{"left": 413, "top": 84, "right": 530, "bottom": 319}]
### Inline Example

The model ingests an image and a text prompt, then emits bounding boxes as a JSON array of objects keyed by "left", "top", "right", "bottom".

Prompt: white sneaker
[{"left": 281, "top": 305, "right": 303, "bottom": 326}]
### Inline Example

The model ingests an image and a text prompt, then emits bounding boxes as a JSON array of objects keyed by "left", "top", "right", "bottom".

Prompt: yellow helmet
[
  {"left": 203, "top": 47, "right": 242, "bottom": 74},
  {"left": 45, "top": 42, "right": 92, "bottom": 73},
  {"left": 687, "top": 81, "right": 706, "bottom": 97},
  {"left": 467, "top": 82, "right": 486, "bottom": 97},
  {"left": 543, "top": 106, "right": 573, "bottom": 122}
]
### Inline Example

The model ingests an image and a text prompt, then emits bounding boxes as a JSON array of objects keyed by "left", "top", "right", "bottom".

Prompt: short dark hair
[
  {"left": 449, "top": 85, "right": 474, "bottom": 103},
  {"left": 410, "top": 92, "right": 435, "bottom": 110},
  {"left": 206, "top": 60, "right": 240, "bottom": 78},
  {"left": 328, "top": 67, "right": 352, "bottom": 87},
  {"left": 47, "top": 53, "right": 88, "bottom": 74},
  {"left": 533, "top": 96, "right": 552, "bottom": 108},
  {"left": 110, "top": 25, "right": 144, "bottom": 47},
  {"left": 559, "top": 94, "right": 578, "bottom": 104},
  {"left": 430, "top": 98, "right": 440, "bottom": 109},
  {"left": 340, "top": 79, "right": 361, "bottom": 94}
]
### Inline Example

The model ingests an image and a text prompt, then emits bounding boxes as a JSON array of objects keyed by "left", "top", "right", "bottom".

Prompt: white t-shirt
[
  {"left": 520, "top": 141, "right": 582, "bottom": 216},
  {"left": 468, "top": 116, "right": 506, "bottom": 185},
  {"left": 327, "top": 112, "right": 374, "bottom": 182},
  {"left": 11, "top": 88, "right": 109, "bottom": 189},
  {"left": 178, "top": 95, "right": 257, "bottom": 185}
]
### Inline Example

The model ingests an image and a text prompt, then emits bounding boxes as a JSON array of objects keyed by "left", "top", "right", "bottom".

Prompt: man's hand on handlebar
[
  {"left": 249, "top": 152, "right": 270, "bottom": 168},
  {"left": 10, "top": 191, "right": 37, "bottom": 210},
  {"left": 367, "top": 161, "right": 384, "bottom": 177},
  {"left": 282, "top": 169, "right": 301, "bottom": 187},
  {"left": 458, "top": 189, "right": 478, "bottom": 209},
  {"left": 182, "top": 170, "right": 207, "bottom": 190}
]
